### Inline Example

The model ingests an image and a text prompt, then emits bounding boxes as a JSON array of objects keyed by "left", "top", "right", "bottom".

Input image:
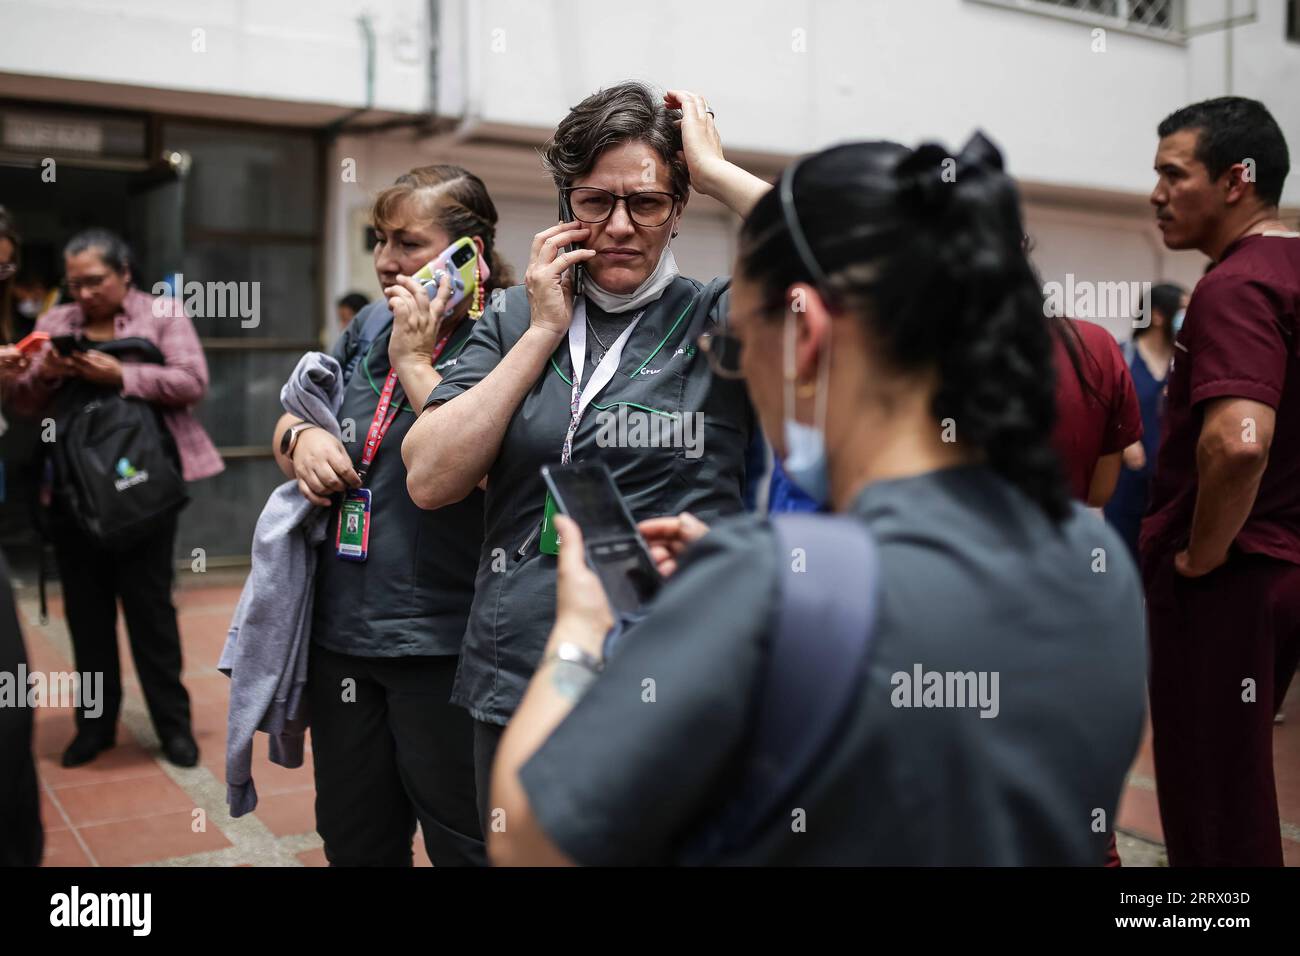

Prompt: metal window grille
[{"left": 973, "top": 0, "right": 1185, "bottom": 39}]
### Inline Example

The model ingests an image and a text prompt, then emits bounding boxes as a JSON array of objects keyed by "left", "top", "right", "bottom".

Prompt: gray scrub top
[
  {"left": 311, "top": 302, "right": 484, "bottom": 658},
  {"left": 519, "top": 465, "right": 1148, "bottom": 865},
  {"left": 424, "top": 276, "right": 754, "bottom": 725}
]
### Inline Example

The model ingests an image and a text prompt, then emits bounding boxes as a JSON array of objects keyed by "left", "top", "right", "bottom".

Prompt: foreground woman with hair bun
[{"left": 489, "top": 132, "right": 1147, "bottom": 866}]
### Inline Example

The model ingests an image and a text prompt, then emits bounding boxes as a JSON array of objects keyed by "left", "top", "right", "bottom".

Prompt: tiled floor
[
  {"left": 13, "top": 574, "right": 1300, "bottom": 866},
  {"left": 17, "top": 578, "right": 432, "bottom": 868}
]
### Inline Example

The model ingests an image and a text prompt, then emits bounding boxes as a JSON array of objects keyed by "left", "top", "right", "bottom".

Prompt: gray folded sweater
[{"left": 219, "top": 351, "right": 344, "bottom": 817}]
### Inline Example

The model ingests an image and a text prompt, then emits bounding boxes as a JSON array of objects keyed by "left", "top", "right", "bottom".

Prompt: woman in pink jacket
[{"left": 4, "top": 228, "right": 222, "bottom": 769}]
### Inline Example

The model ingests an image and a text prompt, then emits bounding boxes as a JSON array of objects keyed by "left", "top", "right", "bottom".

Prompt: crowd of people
[{"left": 1, "top": 83, "right": 1297, "bottom": 868}]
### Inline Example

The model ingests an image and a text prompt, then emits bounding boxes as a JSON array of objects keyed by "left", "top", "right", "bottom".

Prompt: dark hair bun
[{"left": 893, "top": 132, "right": 1005, "bottom": 215}]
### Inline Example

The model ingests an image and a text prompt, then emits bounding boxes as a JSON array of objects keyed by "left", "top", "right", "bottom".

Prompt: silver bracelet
[{"left": 543, "top": 642, "right": 604, "bottom": 675}]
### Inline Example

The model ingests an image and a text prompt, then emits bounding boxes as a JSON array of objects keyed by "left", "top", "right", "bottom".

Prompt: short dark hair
[
  {"left": 1157, "top": 97, "right": 1290, "bottom": 206},
  {"left": 540, "top": 81, "right": 689, "bottom": 199},
  {"left": 1133, "top": 280, "right": 1185, "bottom": 340},
  {"left": 337, "top": 292, "right": 369, "bottom": 314},
  {"left": 64, "top": 227, "right": 133, "bottom": 277},
  {"left": 1133, "top": 282, "right": 1186, "bottom": 339}
]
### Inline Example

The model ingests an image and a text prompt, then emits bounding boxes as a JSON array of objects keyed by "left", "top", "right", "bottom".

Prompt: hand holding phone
[
  {"left": 412, "top": 236, "right": 488, "bottom": 318},
  {"left": 32, "top": 342, "right": 77, "bottom": 381},
  {"left": 557, "top": 191, "right": 586, "bottom": 298},
  {"left": 541, "top": 462, "right": 662, "bottom": 615},
  {"left": 523, "top": 218, "right": 594, "bottom": 339},
  {"left": 14, "top": 330, "right": 49, "bottom": 356},
  {"left": 51, "top": 334, "right": 89, "bottom": 356},
  {"left": 551, "top": 513, "right": 617, "bottom": 645}
]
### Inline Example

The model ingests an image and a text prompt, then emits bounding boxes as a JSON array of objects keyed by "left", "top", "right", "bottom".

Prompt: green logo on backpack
[{"left": 113, "top": 457, "right": 148, "bottom": 491}]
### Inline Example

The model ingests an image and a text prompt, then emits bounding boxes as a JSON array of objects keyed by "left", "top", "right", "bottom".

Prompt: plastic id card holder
[
  {"left": 336, "top": 488, "right": 372, "bottom": 561},
  {"left": 538, "top": 491, "right": 561, "bottom": 555}
]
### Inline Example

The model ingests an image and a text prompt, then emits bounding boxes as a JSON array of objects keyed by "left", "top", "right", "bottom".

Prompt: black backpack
[{"left": 45, "top": 337, "right": 188, "bottom": 549}]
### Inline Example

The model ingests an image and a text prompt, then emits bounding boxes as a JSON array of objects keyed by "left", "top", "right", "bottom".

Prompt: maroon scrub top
[
  {"left": 1051, "top": 319, "right": 1143, "bottom": 501},
  {"left": 1141, "top": 233, "right": 1300, "bottom": 565}
]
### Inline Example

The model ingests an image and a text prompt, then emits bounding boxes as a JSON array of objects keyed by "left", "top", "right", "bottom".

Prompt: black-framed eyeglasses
[
  {"left": 65, "top": 274, "right": 111, "bottom": 294},
  {"left": 563, "top": 186, "right": 680, "bottom": 227},
  {"left": 698, "top": 329, "right": 745, "bottom": 380}
]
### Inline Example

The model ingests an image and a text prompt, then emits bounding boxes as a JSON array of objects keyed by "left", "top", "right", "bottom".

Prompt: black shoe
[
  {"left": 61, "top": 731, "right": 116, "bottom": 768},
  {"left": 161, "top": 733, "right": 199, "bottom": 767}
]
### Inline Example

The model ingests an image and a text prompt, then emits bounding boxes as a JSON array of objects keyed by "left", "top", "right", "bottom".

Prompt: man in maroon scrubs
[{"left": 1142, "top": 97, "right": 1300, "bottom": 866}]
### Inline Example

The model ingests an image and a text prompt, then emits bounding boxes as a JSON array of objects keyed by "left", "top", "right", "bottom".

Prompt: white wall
[
  {"left": 0, "top": 0, "right": 432, "bottom": 115},
  {"left": 438, "top": 0, "right": 1300, "bottom": 204}
]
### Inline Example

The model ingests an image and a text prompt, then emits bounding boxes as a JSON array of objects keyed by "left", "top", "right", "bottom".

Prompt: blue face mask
[
  {"left": 781, "top": 311, "right": 831, "bottom": 506},
  {"left": 1171, "top": 308, "right": 1186, "bottom": 336}
]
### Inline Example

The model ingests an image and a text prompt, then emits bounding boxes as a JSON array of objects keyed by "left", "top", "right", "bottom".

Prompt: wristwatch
[{"left": 280, "top": 422, "right": 318, "bottom": 459}]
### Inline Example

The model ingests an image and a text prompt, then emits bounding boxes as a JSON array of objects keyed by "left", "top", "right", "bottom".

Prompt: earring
[
  {"left": 468, "top": 256, "right": 486, "bottom": 320},
  {"left": 795, "top": 381, "right": 818, "bottom": 399}
]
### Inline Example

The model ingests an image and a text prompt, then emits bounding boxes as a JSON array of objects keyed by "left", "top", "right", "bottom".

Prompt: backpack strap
[
  {"left": 90, "top": 337, "right": 165, "bottom": 365},
  {"left": 681, "top": 512, "right": 881, "bottom": 862},
  {"left": 340, "top": 304, "right": 390, "bottom": 387}
]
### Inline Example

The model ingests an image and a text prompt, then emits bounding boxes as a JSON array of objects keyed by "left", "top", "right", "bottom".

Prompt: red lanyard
[{"left": 357, "top": 328, "right": 455, "bottom": 481}]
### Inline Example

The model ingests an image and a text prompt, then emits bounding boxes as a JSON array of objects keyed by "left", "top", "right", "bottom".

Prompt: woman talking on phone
[
  {"left": 271, "top": 165, "right": 512, "bottom": 866},
  {"left": 489, "top": 134, "right": 1147, "bottom": 866},
  {"left": 402, "top": 82, "right": 768, "bottom": 823}
]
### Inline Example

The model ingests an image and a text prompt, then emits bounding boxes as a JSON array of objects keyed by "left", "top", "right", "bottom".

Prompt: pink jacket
[{"left": 4, "top": 289, "right": 224, "bottom": 482}]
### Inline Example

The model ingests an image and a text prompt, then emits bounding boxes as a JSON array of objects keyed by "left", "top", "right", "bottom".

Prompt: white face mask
[
  {"left": 16, "top": 298, "right": 40, "bottom": 318},
  {"left": 583, "top": 246, "right": 680, "bottom": 314},
  {"left": 780, "top": 309, "right": 832, "bottom": 506},
  {"left": 1171, "top": 308, "right": 1186, "bottom": 336}
]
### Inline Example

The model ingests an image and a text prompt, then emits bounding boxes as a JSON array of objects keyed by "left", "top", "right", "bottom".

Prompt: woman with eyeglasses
[
  {"left": 487, "top": 133, "right": 1148, "bottom": 866},
  {"left": 4, "top": 227, "right": 222, "bottom": 769},
  {"left": 402, "top": 82, "right": 769, "bottom": 825}
]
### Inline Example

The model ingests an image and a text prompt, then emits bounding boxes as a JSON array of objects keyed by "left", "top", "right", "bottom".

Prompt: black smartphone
[
  {"left": 540, "top": 461, "right": 661, "bottom": 615},
  {"left": 557, "top": 191, "right": 585, "bottom": 298},
  {"left": 51, "top": 334, "right": 88, "bottom": 356}
]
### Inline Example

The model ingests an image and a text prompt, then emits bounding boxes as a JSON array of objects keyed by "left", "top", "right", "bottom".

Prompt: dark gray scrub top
[
  {"left": 424, "top": 276, "right": 754, "bottom": 724},
  {"left": 519, "top": 465, "right": 1148, "bottom": 865},
  {"left": 311, "top": 301, "right": 485, "bottom": 658}
]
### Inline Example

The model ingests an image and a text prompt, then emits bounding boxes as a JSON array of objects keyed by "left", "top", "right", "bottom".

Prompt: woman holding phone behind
[
  {"left": 271, "top": 165, "right": 511, "bottom": 866},
  {"left": 402, "top": 82, "right": 768, "bottom": 825},
  {"left": 4, "top": 228, "right": 221, "bottom": 769}
]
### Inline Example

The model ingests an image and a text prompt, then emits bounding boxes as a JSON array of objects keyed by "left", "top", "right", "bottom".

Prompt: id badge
[
  {"left": 539, "top": 491, "right": 561, "bottom": 555},
  {"left": 336, "top": 488, "right": 372, "bottom": 562}
]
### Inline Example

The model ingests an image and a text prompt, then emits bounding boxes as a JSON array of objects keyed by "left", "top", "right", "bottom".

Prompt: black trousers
[
  {"left": 51, "top": 513, "right": 191, "bottom": 742},
  {"left": 0, "top": 552, "right": 43, "bottom": 866},
  {"left": 473, "top": 718, "right": 506, "bottom": 836},
  {"left": 309, "top": 645, "right": 485, "bottom": 866}
]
